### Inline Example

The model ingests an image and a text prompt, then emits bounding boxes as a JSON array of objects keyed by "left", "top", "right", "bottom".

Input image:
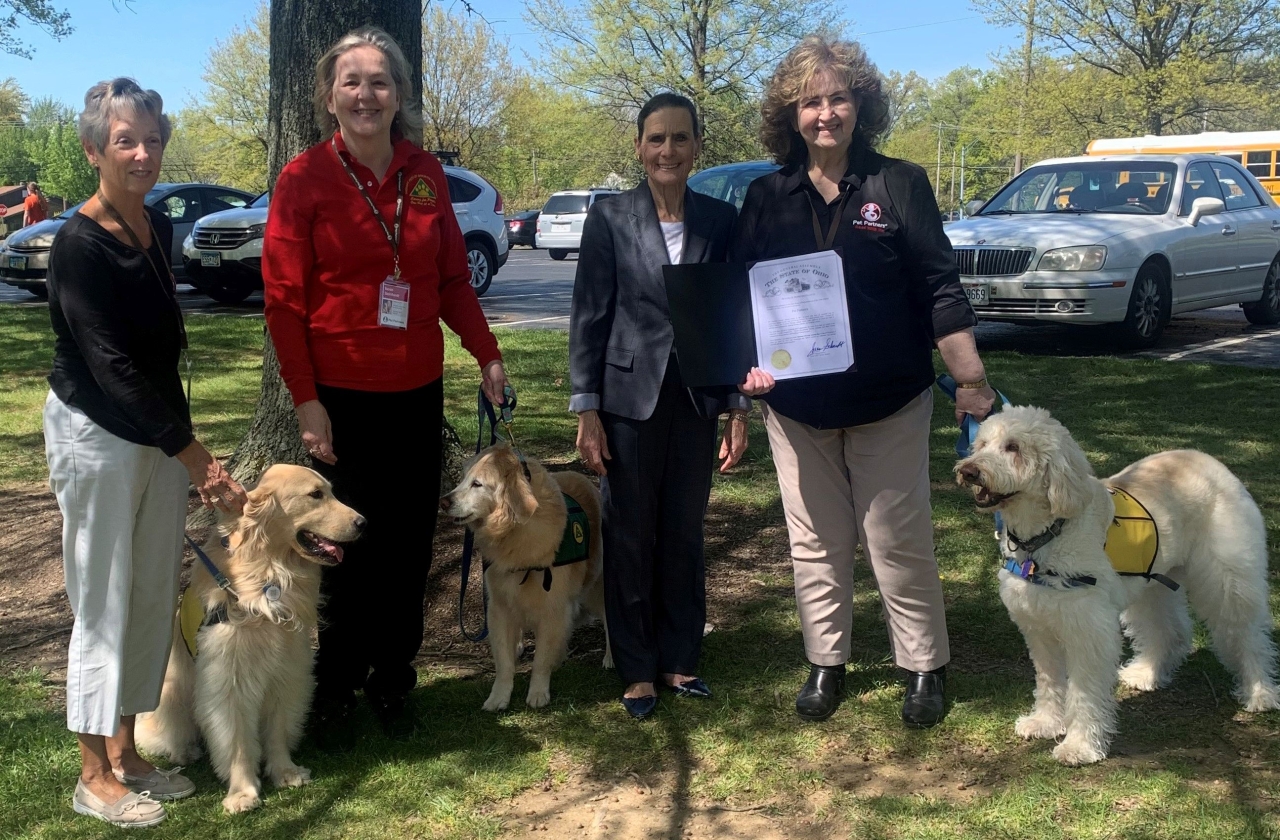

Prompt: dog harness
[
  {"left": 1001, "top": 486, "right": 1178, "bottom": 591},
  {"left": 178, "top": 534, "right": 282, "bottom": 658},
  {"left": 515, "top": 492, "right": 592, "bottom": 592}
]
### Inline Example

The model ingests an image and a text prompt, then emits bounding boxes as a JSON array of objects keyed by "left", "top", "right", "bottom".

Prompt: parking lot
[{"left": 5, "top": 245, "right": 1280, "bottom": 368}]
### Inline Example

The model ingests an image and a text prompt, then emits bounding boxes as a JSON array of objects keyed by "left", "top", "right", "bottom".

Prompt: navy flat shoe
[
  {"left": 621, "top": 694, "right": 658, "bottom": 719},
  {"left": 666, "top": 677, "right": 711, "bottom": 699}
]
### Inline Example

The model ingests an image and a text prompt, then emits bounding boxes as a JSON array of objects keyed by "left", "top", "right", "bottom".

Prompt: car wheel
[
  {"left": 205, "top": 282, "right": 254, "bottom": 305},
  {"left": 467, "top": 239, "right": 494, "bottom": 296},
  {"left": 1116, "top": 262, "right": 1170, "bottom": 349},
  {"left": 549, "top": 249, "right": 568, "bottom": 261},
  {"left": 1242, "top": 257, "right": 1280, "bottom": 326}
]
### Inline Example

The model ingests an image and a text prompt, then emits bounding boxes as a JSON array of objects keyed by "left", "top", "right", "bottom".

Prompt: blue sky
[{"left": 0, "top": 0, "right": 1018, "bottom": 110}]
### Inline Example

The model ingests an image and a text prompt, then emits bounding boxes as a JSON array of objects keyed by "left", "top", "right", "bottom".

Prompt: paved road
[{"left": 6, "top": 246, "right": 1280, "bottom": 367}]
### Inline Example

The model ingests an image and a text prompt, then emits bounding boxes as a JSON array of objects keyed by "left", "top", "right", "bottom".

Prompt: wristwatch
[{"left": 956, "top": 377, "right": 988, "bottom": 390}]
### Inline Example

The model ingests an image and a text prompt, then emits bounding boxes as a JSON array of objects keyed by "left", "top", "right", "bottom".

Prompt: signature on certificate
[{"left": 807, "top": 338, "right": 846, "bottom": 357}]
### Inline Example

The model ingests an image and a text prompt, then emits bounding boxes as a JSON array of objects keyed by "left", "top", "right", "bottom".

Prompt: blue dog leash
[
  {"left": 457, "top": 385, "right": 518, "bottom": 642},
  {"left": 937, "top": 374, "right": 1011, "bottom": 534}
]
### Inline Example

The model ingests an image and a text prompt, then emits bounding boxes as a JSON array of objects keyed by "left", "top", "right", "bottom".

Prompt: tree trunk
[{"left": 212, "top": 0, "right": 462, "bottom": 498}]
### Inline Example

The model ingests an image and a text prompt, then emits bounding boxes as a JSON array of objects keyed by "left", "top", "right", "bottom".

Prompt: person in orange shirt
[{"left": 23, "top": 181, "right": 48, "bottom": 226}]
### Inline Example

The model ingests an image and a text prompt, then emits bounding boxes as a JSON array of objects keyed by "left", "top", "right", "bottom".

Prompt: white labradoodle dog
[{"left": 955, "top": 405, "right": 1279, "bottom": 765}]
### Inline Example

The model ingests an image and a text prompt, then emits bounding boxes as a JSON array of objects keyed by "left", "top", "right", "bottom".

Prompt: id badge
[{"left": 378, "top": 277, "right": 410, "bottom": 329}]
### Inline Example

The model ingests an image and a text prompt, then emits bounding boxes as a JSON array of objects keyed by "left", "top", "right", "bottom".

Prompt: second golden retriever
[{"left": 440, "top": 444, "right": 611, "bottom": 711}]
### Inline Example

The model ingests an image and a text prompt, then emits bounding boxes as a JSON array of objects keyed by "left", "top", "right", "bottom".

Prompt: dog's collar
[
  {"left": 183, "top": 533, "right": 282, "bottom": 606},
  {"left": 1002, "top": 556, "right": 1097, "bottom": 589},
  {"left": 1005, "top": 518, "right": 1068, "bottom": 554}
]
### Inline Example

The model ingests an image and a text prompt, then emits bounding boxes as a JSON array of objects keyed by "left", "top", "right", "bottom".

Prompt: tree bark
[{"left": 210, "top": 1, "right": 464, "bottom": 500}]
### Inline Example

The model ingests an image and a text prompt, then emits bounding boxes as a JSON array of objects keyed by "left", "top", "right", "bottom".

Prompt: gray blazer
[{"left": 569, "top": 181, "right": 745, "bottom": 421}]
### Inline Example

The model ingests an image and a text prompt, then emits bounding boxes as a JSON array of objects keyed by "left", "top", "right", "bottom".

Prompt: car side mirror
[
  {"left": 964, "top": 199, "right": 985, "bottom": 218},
  {"left": 1187, "top": 196, "right": 1225, "bottom": 226}
]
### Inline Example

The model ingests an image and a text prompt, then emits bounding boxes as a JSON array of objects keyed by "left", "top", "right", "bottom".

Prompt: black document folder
[{"left": 662, "top": 262, "right": 756, "bottom": 388}]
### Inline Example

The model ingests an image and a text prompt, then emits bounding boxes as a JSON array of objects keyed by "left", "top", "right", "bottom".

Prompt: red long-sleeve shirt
[{"left": 263, "top": 134, "right": 500, "bottom": 406}]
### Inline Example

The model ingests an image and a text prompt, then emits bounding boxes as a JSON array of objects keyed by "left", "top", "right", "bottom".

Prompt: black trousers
[
  {"left": 599, "top": 359, "right": 717, "bottom": 685},
  {"left": 311, "top": 379, "right": 443, "bottom": 703}
]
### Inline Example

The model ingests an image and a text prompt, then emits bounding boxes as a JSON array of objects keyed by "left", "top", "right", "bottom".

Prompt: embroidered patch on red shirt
[{"left": 409, "top": 175, "right": 437, "bottom": 206}]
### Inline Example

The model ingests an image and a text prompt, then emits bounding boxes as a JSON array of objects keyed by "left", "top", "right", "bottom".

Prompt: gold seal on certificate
[{"left": 749, "top": 250, "right": 854, "bottom": 381}]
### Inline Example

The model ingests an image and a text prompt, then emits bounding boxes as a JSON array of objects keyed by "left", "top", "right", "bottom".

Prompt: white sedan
[{"left": 947, "top": 154, "right": 1280, "bottom": 347}]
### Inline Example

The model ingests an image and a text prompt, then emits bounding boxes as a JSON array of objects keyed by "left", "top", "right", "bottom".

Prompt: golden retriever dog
[
  {"left": 955, "top": 406, "right": 1279, "bottom": 765},
  {"left": 136, "top": 465, "right": 364, "bottom": 813},
  {"left": 440, "top": 443, "right": 611, "bottom": 711}
]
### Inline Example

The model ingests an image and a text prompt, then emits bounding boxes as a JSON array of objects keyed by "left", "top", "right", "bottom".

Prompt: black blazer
[{"left": 569, "top": 181, "right": 739, "bottom": 421}]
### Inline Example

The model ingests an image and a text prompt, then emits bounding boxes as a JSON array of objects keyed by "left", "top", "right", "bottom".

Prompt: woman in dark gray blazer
[{"left": 569, "top": 93, "right": 757, "bottom": 719}]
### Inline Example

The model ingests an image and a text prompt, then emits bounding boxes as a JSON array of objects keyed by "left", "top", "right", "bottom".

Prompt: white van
[{"left": 535, "top": 188, "right": 620, "bottom": 259}]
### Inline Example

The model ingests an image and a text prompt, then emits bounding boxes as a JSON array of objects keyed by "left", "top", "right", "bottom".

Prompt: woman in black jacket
[
  {"left": 569, "top": 93, "right": 754, "bottom": 719},
  {"left": 736, "top": 37, "right": 996, "bottom": 728},
  {"left": 45, "top": 78, "right": 244, "bottom": 827}
]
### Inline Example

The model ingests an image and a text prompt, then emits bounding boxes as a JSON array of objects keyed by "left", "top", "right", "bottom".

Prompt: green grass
[{"left": 4, "top": 310, "right": 1280, "bottom": 838}]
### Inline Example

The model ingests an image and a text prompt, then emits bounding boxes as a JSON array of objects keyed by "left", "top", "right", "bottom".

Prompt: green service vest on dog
[{"left": 554, "top": 493, "right": 590, "bottom": 565}]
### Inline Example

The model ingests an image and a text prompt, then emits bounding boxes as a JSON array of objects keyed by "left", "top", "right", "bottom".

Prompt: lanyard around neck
[
  {"left": 808, "top": 182, "right": 854, "bottom": 251},
  {"left": 332, "top": 137, "right": 404, "bottom": 279},
  {"left": 96, "top": 192, "right": 189, "bottom": 355}
]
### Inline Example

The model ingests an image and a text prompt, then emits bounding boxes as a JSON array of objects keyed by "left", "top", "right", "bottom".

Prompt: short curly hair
[{"left": 759, "top": 36, "right": 890, "bottom": 166}]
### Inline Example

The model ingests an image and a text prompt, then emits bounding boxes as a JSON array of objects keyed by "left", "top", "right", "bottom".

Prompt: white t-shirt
[{"left": 660, "top": 220, "right": 684, "bottom": 265}]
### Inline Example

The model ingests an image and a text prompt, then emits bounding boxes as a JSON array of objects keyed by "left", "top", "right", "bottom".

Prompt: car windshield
[
  {"left": 542, "top": 194, "right": 589, "bottom": 215},
  {"left": 981, "top": 161, "right": 1178, "bottom": 215},
  {"left": 250, "top": 192, "right": 269, "bottom": 208},
  {"left": 57, "top": 201, "right": 87, "bottom": 219},
  {"left": 689, "top": 165, "right": 778, "bottom": 210}
]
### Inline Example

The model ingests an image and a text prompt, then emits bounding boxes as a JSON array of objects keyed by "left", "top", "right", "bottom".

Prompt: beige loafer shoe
[
  {"left": 73, "top": 780, "right": 166, "bottom": 827},
  {"left": 114, "top": 766, "right": 196, "bottom": 801}
]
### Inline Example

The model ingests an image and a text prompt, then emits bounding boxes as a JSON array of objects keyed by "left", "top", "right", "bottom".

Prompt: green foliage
[
  {"left": 166, "top": 1, "right": 269, "bottom": 192},
  {"left": 479, "top": 77, "right": 635, "bottom": 210},
  {"left": 25, "top": 114, "right": 95, "bottom": 203},
  {"left": 420, "top": 4, "right": 512, "bottom": 167},
  {"left": 975, "top": 0, "right": 1280, "bottom": 136},
  {"left": 0, "top": 0, "right": 72, "bottom": 58},
  {"left": 525, "top": 0, "right": 842, "bottom": 167}
]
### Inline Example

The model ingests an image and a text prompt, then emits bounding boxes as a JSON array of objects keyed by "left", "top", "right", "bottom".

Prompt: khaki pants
[{"left": 763, "top": 389, "right": 948, "bottom": 671}]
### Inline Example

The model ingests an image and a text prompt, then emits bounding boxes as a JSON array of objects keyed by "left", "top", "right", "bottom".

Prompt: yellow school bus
[{"left": 1087, "top": 131, "right": 1280, "bottom": 198}]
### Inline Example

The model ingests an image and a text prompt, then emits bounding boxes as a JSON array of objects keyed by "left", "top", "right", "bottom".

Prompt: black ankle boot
[
  {"left": 901, "top": 665, "right": 947, "bottom": 729},
  {"left": 795, "top": 662, "right": 845, "bottom": 721}
]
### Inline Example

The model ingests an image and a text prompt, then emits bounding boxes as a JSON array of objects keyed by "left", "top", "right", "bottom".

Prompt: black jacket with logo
[{"left": 731, "top": 147, "right": 976, "bottom": 429}]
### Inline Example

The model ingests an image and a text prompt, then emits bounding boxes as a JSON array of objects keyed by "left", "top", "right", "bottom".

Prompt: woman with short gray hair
[{"left": 45, "top": 77, "right": 246, "bottom": 827}]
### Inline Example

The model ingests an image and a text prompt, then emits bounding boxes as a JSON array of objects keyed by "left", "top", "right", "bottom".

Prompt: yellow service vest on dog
[{"left": 1104, "top": 487, "right": 1160, "bottom": 576}]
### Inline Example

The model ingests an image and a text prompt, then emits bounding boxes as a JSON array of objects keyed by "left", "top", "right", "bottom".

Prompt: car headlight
[
  {"left": 246, "top": 223, "right": 267, "bottom": 240},
  {"left": 1037, "top": 246, "right": 1106, "bottom": 272}
]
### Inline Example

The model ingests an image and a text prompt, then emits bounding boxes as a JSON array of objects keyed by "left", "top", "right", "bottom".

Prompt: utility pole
[
  {"left": 1014, "top": 0, "right": 1035, "bottom": 175},
  {"left": 532, "top": 148, "right": 538, "bottom": 197},
  {"left": 935, "top": 123, "right": 943, "bottom": 199}
]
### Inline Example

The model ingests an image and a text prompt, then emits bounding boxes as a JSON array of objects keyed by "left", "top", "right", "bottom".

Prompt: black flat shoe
[
  {"left": 795, "top": 662, "right": 845, "bottom": 721},
  {"left": 665, "top": 677, "right": 711, "bottom": 699},
  {"left": 901, "top": 665, "right": 947, "bottom": 729},
  {"left": 370, "top": 694, "right": 416, "bottom": 741},
  {"left": 621, "top": 694, "right": 658, "bottom": 720},
  {"left": 306, "top": 691, "right": 359, "bottom": 751}
]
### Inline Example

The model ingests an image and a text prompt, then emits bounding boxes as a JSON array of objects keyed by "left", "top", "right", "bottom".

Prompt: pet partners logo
[
  {"left": 408, "top": 175, "right": 437, "bottom": 207},
  {"left": 852, "top": 200, "right": 889, "bottom": 232}
]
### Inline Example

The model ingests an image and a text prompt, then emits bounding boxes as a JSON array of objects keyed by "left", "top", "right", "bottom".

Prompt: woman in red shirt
[{"left": 263, "top": 26, "right": 508, "bottom": 741}]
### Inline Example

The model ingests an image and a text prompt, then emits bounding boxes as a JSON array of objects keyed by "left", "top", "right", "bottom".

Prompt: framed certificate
[{"left": 663, "top": 251, "right": 855, "bottom": 387}]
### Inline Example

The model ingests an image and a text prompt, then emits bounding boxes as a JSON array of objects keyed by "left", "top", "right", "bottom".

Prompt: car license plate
[
  {"left": 7, "top": 255, "right": 26, "bottom": 271},
  {"left": 200, "top": 252, "right": 222, "bottom": 267},
  {"left": 962, "top": 282, "right": 989, "bottom": 306},
  {"left": 552, "top": 222, "right": 570, "bottom": 232}
]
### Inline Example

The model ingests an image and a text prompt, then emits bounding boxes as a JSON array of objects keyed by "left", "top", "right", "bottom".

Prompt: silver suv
[
  {"left": 181, "top": 164, "right": 509, "bottom": 303},
  {"left": 535, "top": 188, "right": 620, "bottom": 259}
]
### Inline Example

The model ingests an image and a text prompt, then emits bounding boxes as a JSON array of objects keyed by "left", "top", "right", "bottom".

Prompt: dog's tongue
[{"left": 314, "top": 536, "right": 344, "bottom": 563}]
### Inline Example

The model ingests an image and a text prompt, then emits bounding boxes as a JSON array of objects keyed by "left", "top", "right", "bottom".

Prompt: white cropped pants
[{"left": 44, "top": 392, "right": 188, "bottom": 737}]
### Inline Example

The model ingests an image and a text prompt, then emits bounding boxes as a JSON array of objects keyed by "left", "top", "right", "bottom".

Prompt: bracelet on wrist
[{"left": 956, "top": 377, "right": 988, "bottom": 390}]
